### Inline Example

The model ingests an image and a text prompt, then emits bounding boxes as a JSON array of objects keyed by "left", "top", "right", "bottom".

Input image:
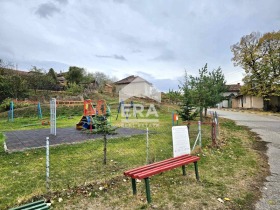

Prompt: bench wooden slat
[
  {"left": 134, "top": 156, "right": 200, "bottom": 179},
  {"left": 24, "top": 203, "right": 48, "bottom": 210},
  {"left": 9, "top": 200, "right": 45, "bottom": 210},
  {"left": 124, "top": 154, "right": 191, "bottom": 176}
]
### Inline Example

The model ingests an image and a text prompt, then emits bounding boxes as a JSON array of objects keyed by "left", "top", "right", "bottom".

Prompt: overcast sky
[{"left": 1, "top": 0, "right": 279, "bottom": 91}]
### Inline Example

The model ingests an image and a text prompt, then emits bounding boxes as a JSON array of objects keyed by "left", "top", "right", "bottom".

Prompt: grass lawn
[{"left": 0, "top": 104, "right": 269, "bottom": 209}]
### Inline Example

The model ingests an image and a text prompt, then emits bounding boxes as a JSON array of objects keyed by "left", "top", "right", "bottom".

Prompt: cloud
[
  {"left": 113, "top": 0, "right": 124, "bottom": 3},
  {"left": 150, "top": 50, "right": 176, "bottom": 62},
  {"left": 1, "top": 0, "right": 279, "bottom": 91},
  {"left": 13, "top": 59, "right": 70, "bottom": 72},
  {"left": 114, "top": 55, "right": 127, "bottom": 61},
  {"left": 55, "top": 0, "right": 68, "bottom": 5},
  {"left": 136, "top": 71, "right": 181, "bottom": 92},
  {"left": 95, "top": 54, "right": 127, "bottom": 61},
  {"left": 132, "top": 49, "right": 142, "bottom": 53},
  {"left": 35, "top": 2, "right": 60, "bottom": 18}
]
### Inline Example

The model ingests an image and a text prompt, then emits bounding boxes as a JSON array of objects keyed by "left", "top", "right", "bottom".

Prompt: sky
[{"left": 0, "top": 0, "right": 279, "bottom": 92}]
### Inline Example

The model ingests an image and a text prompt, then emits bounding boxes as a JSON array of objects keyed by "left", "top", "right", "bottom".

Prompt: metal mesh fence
[
  {"left": 1, "top": 106, "right": 218, "bottom": 209},
  {"left": 46, "top": 120, "right": 214, "bottom": 192}
]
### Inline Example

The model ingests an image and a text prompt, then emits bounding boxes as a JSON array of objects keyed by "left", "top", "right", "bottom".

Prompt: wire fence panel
[{"left": 1, "top": 106, "right": 219, "bottom": 209}]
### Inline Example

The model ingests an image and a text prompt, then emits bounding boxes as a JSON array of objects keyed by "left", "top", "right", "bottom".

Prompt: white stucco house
[
  {"left": 235, "top": 95, "right": 264, "bottom": 109},
  {"left": 114, "top": 75, "right": 161, "bottom": 102}
]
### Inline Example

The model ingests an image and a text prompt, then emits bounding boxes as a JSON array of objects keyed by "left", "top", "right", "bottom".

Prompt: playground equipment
[
  {"left": 7, "top": 100, "right": 43, "bottom": 122},
  {"left": 37, "top": 102, "right": 42, "bottom": 119},
  {"left": 8, "top": 101, "right": 14, "bottom": 122},
  {"left": 76, "top": 99, "right": 111, "bottom": 131}
]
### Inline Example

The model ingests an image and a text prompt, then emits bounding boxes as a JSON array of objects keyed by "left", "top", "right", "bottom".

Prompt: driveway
[{"left": 213, "top": 109, "right": 280, "bottom": 209}]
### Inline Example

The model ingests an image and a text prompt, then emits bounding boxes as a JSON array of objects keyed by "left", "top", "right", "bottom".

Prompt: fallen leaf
[{"left": 224, "top": 197, "right": 230, "bottom": 201}]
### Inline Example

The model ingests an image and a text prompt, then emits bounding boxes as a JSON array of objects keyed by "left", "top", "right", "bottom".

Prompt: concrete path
[
  {"left": 213, "top": 109, "right": 280, "bottom": 210},
  {"left": 4, "top": 127, "right": 146, "bottom": 152}
]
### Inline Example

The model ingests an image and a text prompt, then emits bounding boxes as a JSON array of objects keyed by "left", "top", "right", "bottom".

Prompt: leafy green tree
[
  {"left": 178, "top": 72, "right": 198, "bottom": 121},
  {"left": 47, "top": 68, "right": 57, "bottom": 83},
  {"left": 189, "top": 65, "right": 209, "bottom": 121},
  {"left": 0, "top": 75, "right": 12, "bottom": 102},
  {"left": 0, "top": 74, "right": 28, "bottom": 102},
  {"left": 94, "top": 116, "right": 116, "bottom": 165},
  {"left": 88, "top": 110, "right": 116, "bottom": 165},
  {"left": 27, "top": 66, "right": 57, "bottom": 93},
  {"left": 0, "top": 60, "right": 29, "bottom": 102},
  {"left": 182, "top": 64, "right": 226, "bottom": 121},
  {"left": 231, "top": 31, "right": 280, "bottom": 110},
  {"left": 66, "top": 82, "right": 83, "bottom": 95},
  {"left": 27, "top": 67, "right": 45, "bottom": 93},
  {"left": 203, "top": 67, "right": 227, "bottom": 115},
  {"left": 166, "top": 89, "right": 183, "bottom": 104},
  {"left": 9, "top": 74, "right": 28, "bottom": 99},
  {"left": 81, "top": 72, "right": 95, "bottom": 84},
  {"left": 66, "top": 66, "right": 85, "bottom": 85}
]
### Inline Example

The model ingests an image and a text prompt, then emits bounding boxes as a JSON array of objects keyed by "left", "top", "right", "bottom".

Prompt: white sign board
[{"left": 172, "top": 126, "right": 190, "bottom": 157}]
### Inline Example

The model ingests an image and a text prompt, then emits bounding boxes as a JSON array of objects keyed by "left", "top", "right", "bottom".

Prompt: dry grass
[{"left": 52, "top": 119, "right": 269, "bottom": 210}]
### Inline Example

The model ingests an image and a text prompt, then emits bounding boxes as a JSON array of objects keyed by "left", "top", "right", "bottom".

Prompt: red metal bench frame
[{"left": 124, "top": 154, "right": 200, "bottom": 203}]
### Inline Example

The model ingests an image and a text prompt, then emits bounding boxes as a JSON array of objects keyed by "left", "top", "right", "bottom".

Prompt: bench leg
[
  {"left": 194, "top": 161, "right": 200, "bottom": 181},
  {"left": 144, "top": 178, "right": 152, "bottom": 203},
  {"left": 131, "top": 178, "right": 137, "bottom": 195},
  {"left": 182, "top": 165, "right": 186, "bottom": 176}
]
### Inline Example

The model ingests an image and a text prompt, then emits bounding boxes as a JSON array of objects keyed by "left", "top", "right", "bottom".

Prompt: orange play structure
[{"left": 76, "top": 99, "right": 110, "bottom": 130}]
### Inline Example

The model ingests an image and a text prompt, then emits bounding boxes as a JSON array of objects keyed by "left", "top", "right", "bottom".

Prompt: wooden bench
[
  {"left": 9, "top": 200, "right": 49, "bottom": 210},
  {"left": 124, "top": 154, "right": 200, "bottom": 203}
]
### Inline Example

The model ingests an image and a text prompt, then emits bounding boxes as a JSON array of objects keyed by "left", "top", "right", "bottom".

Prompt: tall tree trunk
[
  {"left": 263, "top": 97, "right": 269, "bottom": 111},
  {"left": 204, "top": 107, "right": 208, "bottom": 117},
  {"left": 199, "top": 107, "right": 203, "bottom": 122}
]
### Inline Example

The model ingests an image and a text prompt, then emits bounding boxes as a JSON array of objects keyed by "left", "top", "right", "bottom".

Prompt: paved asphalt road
[{"left": 212, "top": 109, "right": 280, "bottom": 209}]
